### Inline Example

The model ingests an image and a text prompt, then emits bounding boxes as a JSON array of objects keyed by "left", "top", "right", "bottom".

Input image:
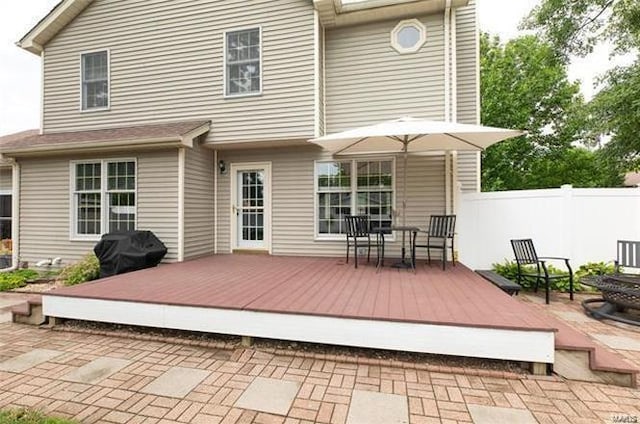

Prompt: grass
[{"left": 0, "top": 409, "right": 77, "bottom": 424}]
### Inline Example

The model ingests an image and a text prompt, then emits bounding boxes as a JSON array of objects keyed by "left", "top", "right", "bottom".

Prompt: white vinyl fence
[{"left": 457, "top": 185, "right": 640, "bottom": 270}]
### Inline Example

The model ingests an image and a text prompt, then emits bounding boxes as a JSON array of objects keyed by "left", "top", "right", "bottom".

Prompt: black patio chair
[
  {"left": 344, "top": 215, "right": 383, "bottom": 269},
  {"left": 510, "top": 238, "right": 573, "bottom": 304},
  {"left": 412, "top": 215, "right": 456, "bottom": 270}
]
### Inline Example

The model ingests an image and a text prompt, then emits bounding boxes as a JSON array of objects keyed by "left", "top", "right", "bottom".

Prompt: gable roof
[
  {"left": 0, "top": 120, "right": 210, "bottom": 157},
  {"left": 18, "top": 0, "right": 94, "bottom": 55}
]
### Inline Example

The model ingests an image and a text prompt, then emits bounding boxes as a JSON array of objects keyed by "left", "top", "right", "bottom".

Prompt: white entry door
[{"left": 231, "top": 163, "right": 271, "bottom": 251}]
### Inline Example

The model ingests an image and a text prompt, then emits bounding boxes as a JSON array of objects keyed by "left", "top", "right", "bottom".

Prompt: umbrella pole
[{"left": 402, "top": 136, "right": 408, "bottom": 262}]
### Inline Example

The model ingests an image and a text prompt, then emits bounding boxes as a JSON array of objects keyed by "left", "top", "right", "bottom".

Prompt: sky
[{"left": 0, "top": 0, "right": 633, "bottom": 136}]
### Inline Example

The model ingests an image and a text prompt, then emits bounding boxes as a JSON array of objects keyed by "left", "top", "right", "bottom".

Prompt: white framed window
[
  {"left": 71, "top": 159, "right": 136, "bottom": 240},
  {"left": 224, "top": 27, "right": 262, "bottom": 97},
  {"left": 81, "top": 50, "right": 109, "bottom": 111},
  {"left": 0, "top": 193, "right": 11, "bottom": 241},
  {"left": 315, "top": 159, "right": 394, "bottom": 239},
  {"left": 391, "top": 19, "right": 427, "bottom": 54}
]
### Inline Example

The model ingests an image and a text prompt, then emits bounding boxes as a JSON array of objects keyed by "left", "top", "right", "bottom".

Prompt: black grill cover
[{"left": 94, "top": 231, "right": 167, "bottom": 278}]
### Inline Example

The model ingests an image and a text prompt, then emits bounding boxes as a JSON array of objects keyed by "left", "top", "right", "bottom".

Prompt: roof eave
[
  {"left": 17, "top": 0, "right": 94, "bottom": 56},
  {"left": 314, "top": 0, "right": 470, "bottom": 28}
]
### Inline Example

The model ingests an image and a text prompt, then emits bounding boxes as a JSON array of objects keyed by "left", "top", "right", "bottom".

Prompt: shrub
[
  {"left": 0, "top": 269, "right": 39, "bottom": 292},
  {"left": 0, "top": 408, "right": 77, "bottom": 424},
  {"left": 57, "top": 253, "right": 100, "bottom": 286},
  {"left": 492, "top": 260, "right": 580, "bottom": 292}
]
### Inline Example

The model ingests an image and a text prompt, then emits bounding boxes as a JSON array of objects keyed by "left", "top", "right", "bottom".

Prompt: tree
[
  {"left": 480, "top": 33, "right": 613, "bottom": 190},
  {"left": 524, "top": 0, "right": 640, "bottom": 58},
  {"left": 525, "top": 0, "right": 640, "bottom": 171}
]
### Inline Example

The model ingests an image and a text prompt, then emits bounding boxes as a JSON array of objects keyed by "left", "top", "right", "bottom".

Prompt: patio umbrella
[{"left": 308, "top": 116, "right": 523, "bottom": 253}]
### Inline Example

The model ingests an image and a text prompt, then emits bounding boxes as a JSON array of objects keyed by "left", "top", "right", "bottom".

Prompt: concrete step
[
  {"left": 553, "top": 318, "right": 637, "bottom": 387},
  {"left": 11, "top": 295, "right": 45, "bottom": 326}
]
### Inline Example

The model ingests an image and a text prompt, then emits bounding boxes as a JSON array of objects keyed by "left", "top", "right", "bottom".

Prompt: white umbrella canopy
[
  {"left": 308, "top": 117, "right": 523, "bottom": 262},
  {"left": 308, "top": 116, "right": 523, "bottom": 155}
]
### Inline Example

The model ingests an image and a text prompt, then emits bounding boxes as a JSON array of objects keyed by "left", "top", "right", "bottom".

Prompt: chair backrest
[
  {"left": 428, "top": 215, "right": 456, "bottom": 239},
  {"left": 344, "top": 215, "right": 370, "bottom": 238},
  {"left": 511, "top": 239, "right": 539, "bottom": 265},
  {"left": 617, "top": 240, "right": 640, "bottom": 269}
]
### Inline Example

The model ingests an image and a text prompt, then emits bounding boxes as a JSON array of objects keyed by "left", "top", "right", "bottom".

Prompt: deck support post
[
  {"left": 46, "top": 316, "right": 58, "bottom": 328},
  {"left": 241, "top": 336, "right": 253, "bottom": 347},
  {"left": 531, "top": 362, "right": 548, "bottom": 375}
]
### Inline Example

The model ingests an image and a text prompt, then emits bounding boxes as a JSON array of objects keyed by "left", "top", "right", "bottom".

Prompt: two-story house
[{"left": 0, "top": 0, "right": 479, "bottom": 267}]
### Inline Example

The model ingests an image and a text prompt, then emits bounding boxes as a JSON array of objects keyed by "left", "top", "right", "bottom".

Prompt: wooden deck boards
[{"left": 48, "top": 254, "right": 555, "bottom": 332}]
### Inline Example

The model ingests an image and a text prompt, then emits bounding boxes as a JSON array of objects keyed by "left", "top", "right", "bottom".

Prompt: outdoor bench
[{"left": 475, "top": 270, "right": 521, "bottom": 296}]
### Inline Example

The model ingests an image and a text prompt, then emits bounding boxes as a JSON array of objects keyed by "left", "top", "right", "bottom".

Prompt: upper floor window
[
  {"left": 81, "top": 50, "right": 109, "bottom": 111},
  {"left": 391, "top": 19, "right": 426, "bottom": 54},
  {"left": 225, "top": 28, "right": 261, "bottom": 96}
]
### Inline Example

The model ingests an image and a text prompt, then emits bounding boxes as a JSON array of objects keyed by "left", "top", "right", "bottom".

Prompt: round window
[{"left": 391, "top": 19, "right": 427, "bottom": 54}]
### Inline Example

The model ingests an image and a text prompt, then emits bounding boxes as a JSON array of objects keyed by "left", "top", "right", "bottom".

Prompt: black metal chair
[
  {"left": 412, "top": 215, "right": 456, "bottom": 270},
  {"left": 344, "top": 215, "right": 383, "bottom": 269},
  {"left": 510, "top": 239, "right": 573, "bottom": 304}
]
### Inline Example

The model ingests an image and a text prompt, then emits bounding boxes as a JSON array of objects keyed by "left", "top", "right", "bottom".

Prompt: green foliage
[
  {"left": 0, "top": 270, "right": 39, "bottom": 292},
  {"left": 492, "top": 260, "right": 579, "bottom": 292},
  {"left": 479, "top": 33, "right": 619, "bottom": 191},
  {"left": 0, "top": 409, "right": 77, "bottom": 424},
  {"left": 524, "top": 0, "right": 640, "bottom": 58},
  {"left": 57, "top": 254, "right": 100, "bottom": 286},
  {"left": 525, "top": 0, "right": 640, "bottom": 175}
]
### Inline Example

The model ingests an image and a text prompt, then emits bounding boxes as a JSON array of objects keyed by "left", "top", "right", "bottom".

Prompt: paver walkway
[{"left": 0, "top": 292, "right": 638, "bottom": 424}]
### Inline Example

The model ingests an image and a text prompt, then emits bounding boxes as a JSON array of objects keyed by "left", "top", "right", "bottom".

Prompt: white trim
[
  {"left": 11, "top": 162, "right": 20, "bottom": 268},
  {"left": 40, "top": 50, "right": 45, "bottom": 135},
  {"left": 445, "top": 152, "right": 452, "bottom": 215},
  {"left": 313, "top": 157, "right": 396, "bottom": 241},
  {"left": 322, "top": 26, "right": 327, "bottom": 136},
  {"left": 313, "top": 10, "right": 321, "bottom": 137},
  {"left": 42, "top": 295, "right": 556, "bottom": 364},
  {"left": 177, "top": 148, "right": 185, "bottom": 261},
  {"left": 450, "top": 8, "right": 457, "bottom": 123},
  {"left": 79, "top": 48, "right": 110, "bottom": 113},
  {"left": 390, "top": 19, "right": 427, "bottom": 55},
  {"left": 213, "top": 149, "right": 218, "bottom": 255},
  {"left": 230, "top": 162, "right": 272, "bottom": 253},
  {"left": 223, "top": 26, "right": 263, "bottom": 99},
  {"left": 443, "top": 6, "right": 451, "bottom": 122},
  {"left": 69, "top": 157, "right": 137, "bottom": 241}
]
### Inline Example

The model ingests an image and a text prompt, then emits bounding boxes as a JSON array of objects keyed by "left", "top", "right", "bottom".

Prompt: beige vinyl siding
[
  {"left": 184, "top": 144, "right": 215, "bottom": 259},
  {"left": 43, "top": 0, "right": 316, "bottom": 143},
  {"left": 455, "top": 0, "right": 480, "bottom": 192},
  {"left": 325, "top": 14, "right": 445, "bottom": 133},
  {"left": 217, "top": 146, "right": 445, "bottom": 257},
  {"left": 0, "top": 168, "right": 11, "bottom": 192},
  {"left": 18, "top": 149, "right": 179, "bottom": 265}
]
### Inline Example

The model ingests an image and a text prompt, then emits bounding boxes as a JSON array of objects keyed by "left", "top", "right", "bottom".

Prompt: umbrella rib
[
  {"left": 334, "top": 136, "right": 371, "bottom": 155},
  {"left": 444, "top": 133, "right": 485, "bottom": 150}
]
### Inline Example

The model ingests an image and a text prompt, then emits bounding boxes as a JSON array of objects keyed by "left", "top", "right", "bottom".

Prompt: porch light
[{"left": 218, "top": 159, "right": 227, "bottom": 175}]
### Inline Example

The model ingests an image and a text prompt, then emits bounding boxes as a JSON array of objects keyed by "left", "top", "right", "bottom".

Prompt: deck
[{"left": 42, "top": 255, "right": 557, "bottom": 364}]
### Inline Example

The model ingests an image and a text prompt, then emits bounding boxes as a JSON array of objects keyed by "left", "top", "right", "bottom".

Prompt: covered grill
[{"left": 94, "top": 231, "right": 167, "bottom": 278}]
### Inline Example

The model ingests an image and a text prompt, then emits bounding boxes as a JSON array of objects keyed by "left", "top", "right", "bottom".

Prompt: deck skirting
[{"left": 43, "top": 296, "right": 555, "bottom": 364}]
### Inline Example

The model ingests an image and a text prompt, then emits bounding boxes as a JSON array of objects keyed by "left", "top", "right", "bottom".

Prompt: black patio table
[{"left": 374, "top": 225, "right": 419, "bottom": 271}]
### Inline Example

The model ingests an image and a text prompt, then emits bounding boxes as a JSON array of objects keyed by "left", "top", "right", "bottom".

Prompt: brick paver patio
[{"left": 0, "top": 292, "right": 638, "bottom": 424}]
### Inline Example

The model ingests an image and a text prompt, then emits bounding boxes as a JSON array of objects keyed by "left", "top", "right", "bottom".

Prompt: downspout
[
  {"left": 444, "top": 0, "right": 452, "bottom": 214},
  {"left": 1, "top": 161, "right": 20, "bottom": 273},
  {"left": 450, "top": 2, "right": 460, "bottom": 215},
  {"left": 177, "top": 148, "right": 185, "bottom": 262}
]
